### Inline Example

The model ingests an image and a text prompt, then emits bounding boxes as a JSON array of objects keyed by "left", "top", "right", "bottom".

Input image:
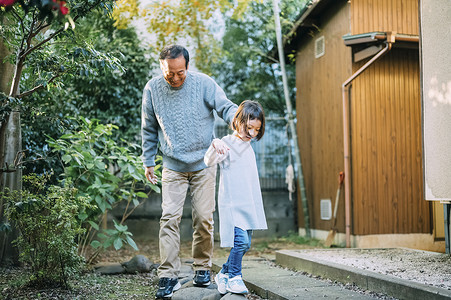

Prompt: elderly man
[{"left": 141, "top": 44, "right": 237, "bottom": 299}]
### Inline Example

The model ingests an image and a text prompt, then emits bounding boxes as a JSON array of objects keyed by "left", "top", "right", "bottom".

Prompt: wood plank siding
[
  {"left": 349, "top": 0, "right": 429, "bottom": 234},
  {"left": 293, "top": 0, "right": 431, "bottom": 236},
  {"left": 351, "top": 0, "right": 419, "bottom": 35},
  {"left": 350, "top": 48, "right": 430, "bottom": 234},
  {"left": 296, "top": 1, "right": 351, "bottom": 230}
]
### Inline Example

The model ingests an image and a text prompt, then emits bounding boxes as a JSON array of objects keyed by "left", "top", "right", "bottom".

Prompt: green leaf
[
  {"left": 91, "top": 240, "right": 101, "bottom": 249},
  {"left": 98, "top": 201, "right": 106, "bottom": 212},
  {"left": 126, "top": 235, "right": 138, "bottom": 251},
  {"left": 135, "top": 192, "right": 147, "bottom": 198},
  {"left": 114, "top": 222, "right": 128, "bottom": 232},
  {"left": 130, "top": 172, "right": 141, "bottom": 180},
  {"left": 73, "top": 155, "right": 82, "bottom": 165},
  {"left": 104, "top": 237, "right": 114, "bottom": 248},
  {"left": 78, "top": 213, "right": 88, "bottom": 221},
  {"left": 95, "top": 160, "right": 105, "bottom": 169},
  {"left": 105, "top": 229, "right": 117, "bottom": 235},
  {"left": 62, "top": 154, "right": 72, "bottom": 163},
  {"left": 88, "top": 221, "right": 99, "bottom": 231},
  {"left": 113, "top": 237, "right": 123, "bottom": 250},
  {"left": 60, "top": 134, "right": 76, "bottom": 139},
  {"left": 150, "top": 185, "right": 161, "bottom": 193},
  {"left": 97, "top": 233, "right": 108, "bottom": 240}
]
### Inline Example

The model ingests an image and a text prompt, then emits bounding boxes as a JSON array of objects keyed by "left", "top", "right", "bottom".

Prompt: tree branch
[
  {"left": 73, "top": 0, "right": 105, "bottom": 23},
  {"left": 16, "top": 73, "right": 61, "bottom": 99},
  {"left": 34, "top": 21, "right": 52, "bottom": 34},
  {"left": 10, "top": 9, "right": 26, "bottom": 51},
  {"left": 21, "top": 27, "right": 65, "bottom": 58},
  {"left": 10, "top": 7, "right": 23, "bottom": 23},
  {"left": 25, "top": 12, "right": 39, "bottom": 52},
  {"left": 21, "top": 0, "right": 104, "bottom": 59},
  {"left": 9, "top": 0, "right": 110, "bottom": 97}
]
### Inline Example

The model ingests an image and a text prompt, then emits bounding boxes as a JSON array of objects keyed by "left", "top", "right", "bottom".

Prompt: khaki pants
[{"left": 158, "top": 167, "right": 216, "bottom": 278}]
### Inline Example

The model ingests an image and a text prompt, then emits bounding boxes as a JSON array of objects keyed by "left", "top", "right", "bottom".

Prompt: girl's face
[{"left": 235, "top": 118, "right": 262, "bottom": 142}]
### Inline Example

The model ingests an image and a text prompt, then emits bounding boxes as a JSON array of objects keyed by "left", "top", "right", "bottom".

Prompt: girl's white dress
[{"left": 204, "top": 134, "right": 267, "bottom": 247}]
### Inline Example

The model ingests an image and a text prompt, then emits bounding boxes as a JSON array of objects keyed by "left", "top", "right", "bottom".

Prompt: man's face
[{"left": 160, "top": 55, "right": 188, "bottom": 88}]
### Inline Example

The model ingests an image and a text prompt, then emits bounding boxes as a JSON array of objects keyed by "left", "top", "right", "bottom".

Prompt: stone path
[
  {"left": 171, "top": 260, "right": 245, "bottom": 300},
  {"left": 172, "top": 257, "right": 376, "bottom": 300},
  {"left": 95, "top": 250, "right": 451, "bottom": 299}
]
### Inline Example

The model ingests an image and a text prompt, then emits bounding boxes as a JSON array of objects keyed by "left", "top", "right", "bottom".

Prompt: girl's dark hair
[
  {"left": 231, "top": 100, "right": 265, "bottom": 141},
  {"left": 159, "top": 45, "right": 190, "bottom": 68}
]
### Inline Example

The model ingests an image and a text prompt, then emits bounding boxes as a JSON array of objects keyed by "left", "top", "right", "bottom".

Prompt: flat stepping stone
[{"left": 172, "top": 285, "right": 220, "bottom": 300}]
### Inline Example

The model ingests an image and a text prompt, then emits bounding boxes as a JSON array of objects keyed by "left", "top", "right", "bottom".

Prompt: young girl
[{"left": 204, "top": 100, "right": 267, "bottom": 294}]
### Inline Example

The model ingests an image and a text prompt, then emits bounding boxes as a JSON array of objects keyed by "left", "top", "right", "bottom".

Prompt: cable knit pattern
[{"left": 142, "top": 71, "right": 237, "bottom": 172}]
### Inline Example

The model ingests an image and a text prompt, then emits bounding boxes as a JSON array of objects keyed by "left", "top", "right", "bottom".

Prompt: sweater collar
[{"left": 164, "top": 71, "right": 191, "bottom": 91}]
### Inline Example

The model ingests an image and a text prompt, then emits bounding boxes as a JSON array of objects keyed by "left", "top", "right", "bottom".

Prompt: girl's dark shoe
[
  {"left": 193, "top": 270, "right": 211, "bottom": 286},
  {"left": 155, "top": 277, "right": 181, "bottom": 299}
]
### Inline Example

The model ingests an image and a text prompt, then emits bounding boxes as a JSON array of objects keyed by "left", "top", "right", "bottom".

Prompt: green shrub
[
  {"left": 47, "top": 117, "right": 161, "bottom": 263},
  {"left": 2, "top": 173, "right": 88, "bottom": 288}
]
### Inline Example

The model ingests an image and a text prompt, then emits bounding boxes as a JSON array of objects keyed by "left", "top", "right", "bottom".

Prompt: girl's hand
[{"left": 212, "top": 139, "right": 229, "bottom": 155}]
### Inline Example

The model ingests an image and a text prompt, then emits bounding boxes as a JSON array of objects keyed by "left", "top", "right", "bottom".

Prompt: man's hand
[
  {"left": 145, "top": 166, "right": 158, "bottom": 184},
  {"left": 212, "top": 139, "right": 229, "bottom": 155}
]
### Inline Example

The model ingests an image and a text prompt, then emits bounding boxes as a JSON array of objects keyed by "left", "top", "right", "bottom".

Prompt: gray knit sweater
[{"left": 141, "top": 71, "right": 237, "bottom": 172}]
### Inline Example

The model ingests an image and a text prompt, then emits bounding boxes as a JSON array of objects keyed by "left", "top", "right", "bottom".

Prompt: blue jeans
[{"left": 221, "top": 227, "right": 252, "bottom": 278}]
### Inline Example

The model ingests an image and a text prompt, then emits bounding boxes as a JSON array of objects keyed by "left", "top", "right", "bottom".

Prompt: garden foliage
[
  {"left": 47, "top": 116, "right": 161, "bottom": 263},
  {"left": 1, "top": 0, "right": 160, "bottom": 269},
  {"left": 19, "top": 9, "right": 155, "bottom": 177},
  {"left": 2, "top": 173, "right": 88, "bottom": 287}
]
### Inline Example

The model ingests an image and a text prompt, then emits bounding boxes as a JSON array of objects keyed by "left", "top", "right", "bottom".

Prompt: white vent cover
[
  {"left": 320, "top": 199, "right": 332, "bottom": 220},
  {"left": 315, "top": 36, "right": 325, "bottom": 58}
]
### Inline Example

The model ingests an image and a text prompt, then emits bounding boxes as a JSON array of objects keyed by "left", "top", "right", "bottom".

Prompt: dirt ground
[{"left": 91, "top": 236, "right": 321, "bottom": 266}]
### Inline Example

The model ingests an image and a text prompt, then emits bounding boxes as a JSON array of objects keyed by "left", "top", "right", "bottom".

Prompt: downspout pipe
[{"left": 342, "top": 32, "right": 395, "bottom": 247}]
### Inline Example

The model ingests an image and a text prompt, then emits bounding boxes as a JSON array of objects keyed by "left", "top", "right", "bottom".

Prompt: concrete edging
[{"left": 276, "top": 249, "right": 451, "bottom": 300}]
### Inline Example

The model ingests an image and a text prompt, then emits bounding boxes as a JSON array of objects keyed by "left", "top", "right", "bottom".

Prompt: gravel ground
[{"left": 294, "top": 248, "right": 451, "bottom": 291}]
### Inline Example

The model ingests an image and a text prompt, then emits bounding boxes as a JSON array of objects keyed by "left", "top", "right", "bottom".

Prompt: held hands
[
  {"left": 212, "top": 139, "right": 229, "bottom": 155},
  {"left": 145, "top": 166, "right": 158, "bottom": 184}
]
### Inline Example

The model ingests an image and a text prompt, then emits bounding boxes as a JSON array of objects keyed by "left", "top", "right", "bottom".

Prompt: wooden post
[{"left": 273, "top": 0, "right": 311, "bottom": 238}]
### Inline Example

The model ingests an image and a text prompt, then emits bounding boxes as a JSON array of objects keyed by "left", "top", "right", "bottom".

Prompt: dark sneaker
[
  {"left": 155, "top": 277, "right": 181, "bottom": 299},
  {"left": 193, "top": 270, "right": 211, "bottom": 287}
]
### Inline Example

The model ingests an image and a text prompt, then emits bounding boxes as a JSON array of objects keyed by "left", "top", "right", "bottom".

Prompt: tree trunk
[{"left": 0, "top": 41, "right": 21, "bottom": 266}]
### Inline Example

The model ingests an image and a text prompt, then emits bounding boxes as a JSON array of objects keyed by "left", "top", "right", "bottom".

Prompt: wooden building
[{"left": 285, "top": 0, "right": 444, "bottom": 251}]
